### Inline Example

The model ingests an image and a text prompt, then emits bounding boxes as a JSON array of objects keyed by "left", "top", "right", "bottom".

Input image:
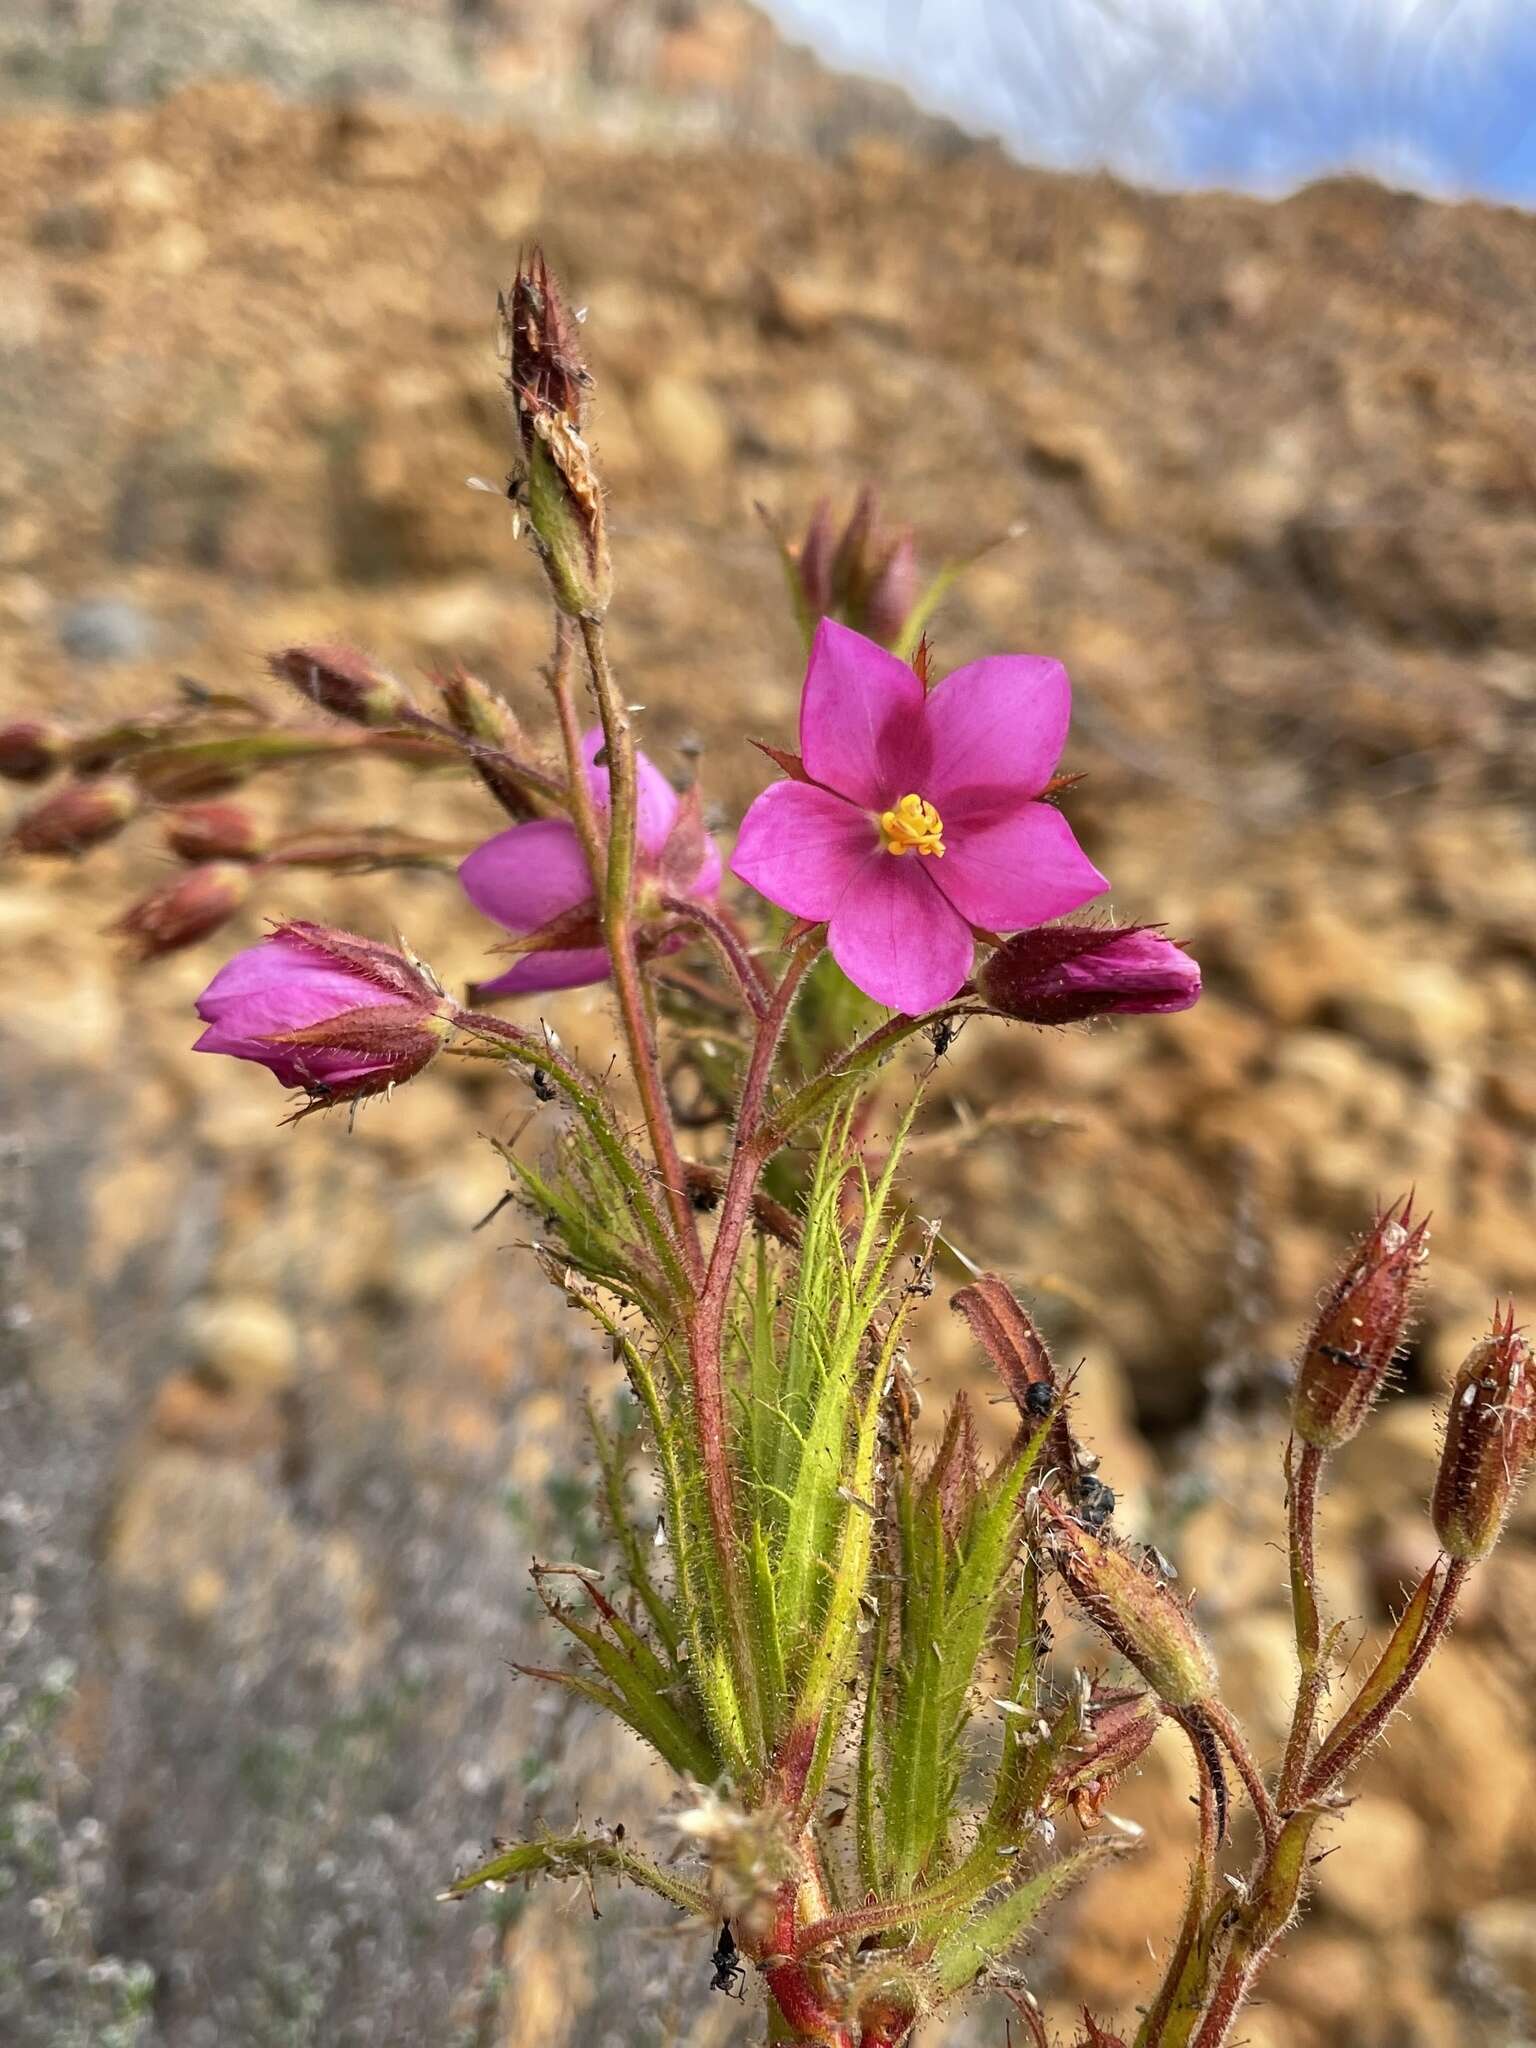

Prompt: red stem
[
  {"left": 1278, "top": 1439, "right": 1326, "bottom": 1808},
  {"left": 660, "top": 894, "right": 770, "bottom": 1017},
  {"left": 1200, "top": 1699, "right": 1280, "bottom": 1849}
]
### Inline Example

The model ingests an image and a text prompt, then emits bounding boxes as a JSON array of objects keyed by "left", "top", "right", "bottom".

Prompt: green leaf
[
  {"left": 932, "top": 1844, "right": 1116, "bottom": 1995},
  {"left": 439, "top": 1829, "right": 711, "bottom": 1916}
]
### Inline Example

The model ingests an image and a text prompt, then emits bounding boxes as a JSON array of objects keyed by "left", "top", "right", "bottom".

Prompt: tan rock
[{"left": 182, "top": 1295, "right": 299, "bottom": 1393}]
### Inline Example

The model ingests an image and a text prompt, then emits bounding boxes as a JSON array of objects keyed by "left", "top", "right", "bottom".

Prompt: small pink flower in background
[
  {"left": 193, "top": 921, "right": 450, "bottom": 1103},
  {"left": 977, "top": 923, "right": 1201, "bottom": 1024},
  {"left": 459, "top": 727, "right": 721, "bottom": 1000},
  {"left": 732, "top": 619, "right": 1107, "bottom": 1013}
]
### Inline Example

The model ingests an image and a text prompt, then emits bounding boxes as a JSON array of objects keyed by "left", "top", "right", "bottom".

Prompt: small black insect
[
  {"left": 1024, "top": 1380, "right": 1054, "bottom": 1417},
  {"left": 929, "top": 1017, "right": 966, "bottom": 1059},
  {"left": 530, "top": 1066, "right": 558, "bottom": 1103},
  {"left": 1317, "top": 1342, "right": 1367, "bottom": 1370},
  {"left": 709, "top": 1921, "right": 747, "bottom": 2000},
  {"left": 690, "top": 1178, "right": 721, "bottom": 1213},
  {"left": 1074, "top": 1473, "right": 1116, "bottom": 1531}
]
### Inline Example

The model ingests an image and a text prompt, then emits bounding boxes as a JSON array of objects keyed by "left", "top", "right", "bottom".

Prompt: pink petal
[
  {"left": 933, "top": 803, "right": 1107, "bottom": 933},
  {"left": 799, "top": 618, "right": 928, "bottom": 809},
  {"left": 921, "top": 655, "right": 1071, "bottom": 817},
  {"left": 693, "top": 832, "right": 723, "bottom": 900},
  {"left": 471, "top": 947, "right": 613, "bottom": 1000},
  {"left": 459, "top": 818, "right": 594, "bottom": 936},
  {"left": 827, "top": 854, "right": 975, "bottom": 1014},
  {"left": 581, "top": 726, "right": 679, "bottom": 858},
  {"left": 730, "top": 779, "right": 877, "bottom": 920}
]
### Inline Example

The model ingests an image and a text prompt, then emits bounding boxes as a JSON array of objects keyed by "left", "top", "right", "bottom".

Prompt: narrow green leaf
[{"left": 932, "top": 1844, "right": 1115, "bottom": 1994}]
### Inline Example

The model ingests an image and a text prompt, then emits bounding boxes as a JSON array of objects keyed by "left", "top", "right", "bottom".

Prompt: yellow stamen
[{"left": 880, "top": 792, "right": 945, "bottom": 858}]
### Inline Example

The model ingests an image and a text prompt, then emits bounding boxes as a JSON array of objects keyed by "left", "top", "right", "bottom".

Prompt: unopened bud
[
  {"left": 795, "top": 498, "right": 835, "bottom": 617},
  {"left": 1432, "top": 1308, "right": 1534, "bottom": 1562},
  {"left": 163, "top": 801, "right": 267, "bottom": 863},
  {"left": 1047, "top": 1684, "right": 1162, "bottom": 1829},
  {"left": 978, "top": 923, "right": 1201, "bottom": 1024},
  {"left": 0, "top": 719, "right": 68, "bottom": 784},
  {"left": 194, "top": 921, "right": 450, "bottom": 1109},
  {"left": 1041, "top": 1496, "right": 1217, "bottom": 1709},
  {"left": 1293, "top": 1198, "right": 1428, "bottom": 1450},
  {"left": 438, "top": 667, "right": 539, "bottom": 820},
  {"left": 501, "top": 250, "right": 611, "bottom": 619},
  {"left": 116, "top": 863, "right": 251, "bottom": 960},
  {"left": 923, "top": 1391, "right": 982, "bottom": 1541},
  {"left": 862, "top": 531, "right": 920, "bottom": 648},
  {"left": 269, "top": 644, "right": 412, "bottom": 728},
  {"left": 8, "top": 775, "right": 138, "bottom": 855}
]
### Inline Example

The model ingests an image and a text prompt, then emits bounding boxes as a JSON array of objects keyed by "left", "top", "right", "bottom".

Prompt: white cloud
[{"left": 760, "top": 0, "right": 1530, "bottom": 192}]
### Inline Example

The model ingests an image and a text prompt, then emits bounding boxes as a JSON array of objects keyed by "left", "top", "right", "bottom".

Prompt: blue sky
[{"left": 759, "top": 0, "right": 1536, "bottom": 201}]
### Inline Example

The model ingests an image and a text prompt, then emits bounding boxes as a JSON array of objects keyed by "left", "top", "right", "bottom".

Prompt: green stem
[{"left": 1278, "top": 1438, "right": 1326, "bottom": 1809}]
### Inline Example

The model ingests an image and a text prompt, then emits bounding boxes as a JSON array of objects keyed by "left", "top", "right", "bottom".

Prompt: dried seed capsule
[
  {"left": 1432, "top": 1308, "right": 1534, "bottom": 1562},
  {"left": 1292, "top": 1198, "right": 1428, "bottom": 1450},
  {"left": 1046, "top": 1683, "right": 1162, "bottom": 1829}
]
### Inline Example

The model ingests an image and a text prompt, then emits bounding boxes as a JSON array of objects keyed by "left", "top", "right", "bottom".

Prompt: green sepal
[{"left": 931, "top": 1843, "right": 1119, "bottom": 1995}]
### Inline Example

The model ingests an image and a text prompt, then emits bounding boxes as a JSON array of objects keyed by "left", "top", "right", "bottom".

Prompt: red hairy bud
[
  {"left": 1432, "top": 1308, "right": 1535, "bottom": 1562},
  {"left": 163, "top": 801, "right": 268, "bottom": 863},
  {"left": 0, "top": 719, "right": 68, "bottom": 784},
  {"left": 978, "top": 923, "right": 1201, "bottom": 1024},
  {"left": 8, "top": 775, "right": 138, "bottom": 855},
  {"left": 117, "top": 863, "right": 251, "bottom": 960},
  {"left": 1041, "top": 1495, "right": 1218, "bottom": 1709},
  {"left": 269, "top": 644, "right": 412, "bottom": 728},
  {"left": 795, "top": 497, "right": 835, "bottom": 616},
  {"left": 1293, "top": 1197, "right": 1428, "bottom": 1450}
]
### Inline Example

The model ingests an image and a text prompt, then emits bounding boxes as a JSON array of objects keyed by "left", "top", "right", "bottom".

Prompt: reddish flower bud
[
  {"left": 0, "top": 719, "right": 68, "bottom": 784},
  {"left": 1292, "top": 1198, "right": 1428, "bottom": 1450},
  {"left": 501, "top": 249, "right": 610, "bottom": 620},
  {"left": 163, "top": 801, "right": 268, "bottom": 863},
  {"left": 1047, "top": 1683, "right": 1163, "bottom": 1829},
  {"left": 437, "top": 666, "right": 540, "bottom": 821},
  {"left": 863, "top": 530, "right": 920, "bottom": 648},
  {"left": 1041, "top": 1495, "right": 1218, "bottom": 1709},
  {"left": 1432, "top": 1308, "right": 1535, "bottom": 1562},
  {"left": 117, "top": 863, "right": 251, "bottom": 960},
  {"left": 269, "top": 644, "right": 412, "bottom": 728},
  {"left": 795, "top": 497, "right": 835, "bottom": 617},
  {"left": 7, "top": 775, "right": 138, "bottom": 855},
  {"left": 193, "top": 921, "right": 451, "bottom": 1108},
  {"left": 978, "top": 923, "right": 1201, "bottom": 1024},
  {"left": 922, "top": 1391, "right": 983, "bottom": 1540}
]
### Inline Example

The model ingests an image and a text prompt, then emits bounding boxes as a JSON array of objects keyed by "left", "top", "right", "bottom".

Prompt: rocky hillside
[{"left": 1, "top": 65, "right": 1534, "bottom": 2048}]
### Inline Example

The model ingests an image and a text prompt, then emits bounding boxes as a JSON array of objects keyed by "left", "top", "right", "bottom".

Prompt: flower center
[{"left": 879, "top": 792, "right": 945, "bottom": 858}]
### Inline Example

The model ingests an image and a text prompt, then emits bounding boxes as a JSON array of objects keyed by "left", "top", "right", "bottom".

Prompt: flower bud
[
  {"left": 163, "top": 801, "right": 268, "bottom": 863},
  {"left": 862, "top": 531, "right": 920, "bottom": 649},
  {"left": 1432, "top": 1308, "right": 1534, "bottom": 1562},
  {"left": 978, "top": 923, "right": 1201, "bottom": 1024},
  {"left": 1041, "top": 1496, "right": 1217, "bottom": 1709},
  {"left": 795, "top": 497, "right": 835, "bottom": 616},
  {"left": 117, "top": 863, "right": 251, "bottom": 960},
  {"left": 501, "top": 249, "right": 611, "bottom": 619},
  {"left": 817, "top": 485, "right": 921, "bottom": 649},
  {"left": 1293, "top": 1198, "right": 1428, "bottom": 1450},
  {"left": 7, "top": 775, "right": 138, "bottom": 855},
  {"left": 0, "top": 719, "right": 68, "bottom": 784},
  {"left": 1047, "top": 1683, "right": 1162, "bottom": 1829},
  {"left": 193, "top": 921, "right": 451, "bottom": 1109},
  {"left": 437, "top": 666, "right": 539, "bottom": 821},
  {"left": 269, "top": 644, "right": 412, "bottom": 728},
  {"left": 922, "top": 1391, "right": 982, "bottom": 1540}
]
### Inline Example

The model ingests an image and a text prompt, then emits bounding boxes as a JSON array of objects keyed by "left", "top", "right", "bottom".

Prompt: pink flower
[
  {"left": 459, "top": 728, "right": 721, "bottom": 999},
  {"left": 193, "top": 921, "right": 450, "bottom": 1103},
  {"left": 977, "top": 923, "right": 1201, "bottom": 1024},
  {"left": 731, "top": 620, "right": 1107, "bottom": 1013}
]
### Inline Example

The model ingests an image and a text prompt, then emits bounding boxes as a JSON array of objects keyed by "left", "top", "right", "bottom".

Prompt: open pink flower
[
  {"left": 732, "top": 620, "right": 1107, "bottom": 1013},
  {"left": 459, "top": 728, "right": 721, "bottom": 999},
  {"left": 193, "top": 921, "right": 450, "bottom": 1101}
]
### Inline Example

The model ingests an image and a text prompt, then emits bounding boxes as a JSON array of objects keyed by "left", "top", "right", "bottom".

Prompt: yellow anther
[{"left": 880, "top": 792, "right": 945, "bottom": 858}]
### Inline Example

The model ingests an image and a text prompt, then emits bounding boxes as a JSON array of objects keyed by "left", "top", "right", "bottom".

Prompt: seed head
[
  {"left": 501, "top": 249, "right": 611, "bottom": 619},
  {"left": 1047, "top": 1683, "right": 1162, "bottom": 1829},
  {"left": 117, "top": 862, "right": 252, "bottom": 960},
  {"left": 1432, "top": 1307, "right": 1535, "bottom": 1562},
  {"left": 1292, "top": 1197, "right": 1428, "bottom": 1450},
  {"left": 163, "top": 801, "right": 268, "bottom": 863}
]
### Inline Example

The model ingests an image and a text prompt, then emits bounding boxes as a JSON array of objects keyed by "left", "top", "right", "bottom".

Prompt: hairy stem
[
  {"left": 660, "top": 894, "right": 770, "bottom": 1017},
  {"left": 766, "top": 997, "right": 988, "bottom": 1147},
  {"left": 1278, "top": 1439, "right": 1326, "bottom": 1808},
  {"left": 1201, "top": 1699, "right": 1280, "bottom": 1849},
  {"left": 572, "top": 614, "right": 704, "bottom": 1292}
]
